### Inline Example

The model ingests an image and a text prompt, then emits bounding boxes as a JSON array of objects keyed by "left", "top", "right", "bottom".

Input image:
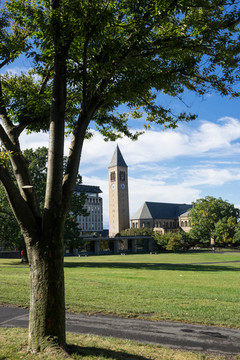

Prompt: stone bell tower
[{"left": 108, "top": 145, "right": 130, "bottom": 237}]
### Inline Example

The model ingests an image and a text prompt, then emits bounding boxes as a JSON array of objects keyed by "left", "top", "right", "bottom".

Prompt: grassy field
[
  {"left": 0, "top": 327, "right": 239, "bottom": 360},
  {"left": 0, "top": 252, "right": 240, "bottom": 328}
]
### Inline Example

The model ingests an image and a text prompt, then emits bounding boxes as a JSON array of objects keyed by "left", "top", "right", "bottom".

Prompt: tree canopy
[
  {"left": 1, "top": 0, "right": 240, "bottom": 354},
  {"left": 2, "top": 0, "right": 240, "bottom": 138},
  {"left": 188, "top": 196, "right": 240, "bottom": 245}
]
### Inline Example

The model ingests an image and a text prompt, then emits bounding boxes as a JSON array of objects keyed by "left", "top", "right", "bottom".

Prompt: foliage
[
  {"left": 188, "top": 196, "right": 239, "bottom": 245},
  {"left": 214, "top": 216, "right": 237, "bottom": 246},
  {"left": 119, "top": 227, "right": 153, "bottom": 237},
  {"left": 233, "top": 222, "right": 240, "bottom": 246},
  {"left": 153, "top": 231, "right": 190, "bottom": 251},
  {"left": 2, "top": 0, "right": 240, "bottom": 137}
]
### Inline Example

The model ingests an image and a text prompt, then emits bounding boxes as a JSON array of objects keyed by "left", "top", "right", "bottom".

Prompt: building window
[
  {"left": 119, "top": 171, "right": 125, "bottom": 181},
  {"left": 110, "top": 171, "right": 116, "bottom": 181}
]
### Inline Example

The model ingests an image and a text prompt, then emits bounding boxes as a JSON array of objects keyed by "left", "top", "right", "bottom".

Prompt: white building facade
[{"left": 75, "top": 185, "right": 103, "bottom": 235}]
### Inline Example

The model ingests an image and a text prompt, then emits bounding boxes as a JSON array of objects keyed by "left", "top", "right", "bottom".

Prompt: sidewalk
[{"left": 1, "top": 306, "right": 240, "bottom": 355}]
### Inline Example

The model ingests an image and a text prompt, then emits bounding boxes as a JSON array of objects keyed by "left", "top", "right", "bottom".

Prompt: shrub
[{"left": 154, "top": 231, "right": 190, "bottom": 252}]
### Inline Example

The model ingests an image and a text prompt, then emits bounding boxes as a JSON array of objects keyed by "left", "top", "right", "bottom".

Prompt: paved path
[{"left": 1, "top": 306, "right": 240, "bottom": 355}]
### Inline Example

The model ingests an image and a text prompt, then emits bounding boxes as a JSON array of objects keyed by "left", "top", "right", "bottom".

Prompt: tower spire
[{"left": 109, "top": 145, "right": 127, "bottom": 168}]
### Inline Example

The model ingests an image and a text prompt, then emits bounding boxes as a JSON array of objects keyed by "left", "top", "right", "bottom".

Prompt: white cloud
[
  {"left": 182, "top": 167, "right": 240, "bottom": 187},
  {"left": 78, "top": 117, "right": 240, "bottom": 170},
  {"left": 15, "top": 116, "right": 240, "bottom": 166},
  {"left": 128, "top": 177, "right": 199, "bottom": 213},
  {"left": 188, "top": 117, "right": 240, "bottom": 155},
  {"left": 20, "top": 132, "right": 49, "bottom": 150}
]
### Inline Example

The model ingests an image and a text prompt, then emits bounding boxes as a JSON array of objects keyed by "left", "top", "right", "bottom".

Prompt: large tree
[
  {"left": 1, "top": 0, "right": 240, "bottom": 353},
  {"left": 188, "top": 196, "right": 240, "bottom": 245}
]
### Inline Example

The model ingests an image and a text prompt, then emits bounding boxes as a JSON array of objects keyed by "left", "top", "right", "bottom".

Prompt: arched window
[{"left": 110, "top": 171, "right": 116, "bottom": 181}]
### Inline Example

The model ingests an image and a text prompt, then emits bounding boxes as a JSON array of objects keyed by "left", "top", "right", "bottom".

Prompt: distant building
[
  {"left": 131, "top": 201, "right": 192, "bottom": 233},
  {"left": 75, "top": 185, "right": 103, "bottom": 235},
  {"left": 108, "top": 146, "right": 130, "bottom": 237},
  {"left": 179, "top": 210, "right": 191, "bottom": 232}
]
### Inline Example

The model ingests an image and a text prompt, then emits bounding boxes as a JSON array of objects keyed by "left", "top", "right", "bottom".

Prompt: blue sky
[{"left": 2, "top": 57, "right": 240, "bottom": 228}]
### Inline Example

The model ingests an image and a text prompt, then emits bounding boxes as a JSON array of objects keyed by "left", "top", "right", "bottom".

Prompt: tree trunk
[{"left": 27, "top": 222, "right": 66, "bottom": 352}]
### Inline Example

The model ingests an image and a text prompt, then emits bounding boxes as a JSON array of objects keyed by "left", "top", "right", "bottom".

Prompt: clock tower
[{"left": 108, "top": 145, "right": 130, "bottom": 237}]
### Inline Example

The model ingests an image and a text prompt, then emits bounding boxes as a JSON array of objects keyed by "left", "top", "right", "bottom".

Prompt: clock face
[
  {"left": 111, "top": 184, "right": 115, "bottom": 190},
  {"left": 121, "top": 183, "right": 125, "bottom": 190}
]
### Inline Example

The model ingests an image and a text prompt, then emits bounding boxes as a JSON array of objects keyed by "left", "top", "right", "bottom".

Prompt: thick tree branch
[
  {"left": 0, "top": 123, "right": 41, "bottom": 219},
  {"left": 62, "top": 96, "right": 104, "bottom": 213},
  {"left": 0, "top": 165, "right": 41, "bottom": 241},
  {"left": 82, "top": 35, "right": 90, "bottom": 111},
  {"left": 0, "top": 79, "right": 17, "bottom": 142},
  {"left": 44, "top": 52, "right": 67, "bottom": 214}
]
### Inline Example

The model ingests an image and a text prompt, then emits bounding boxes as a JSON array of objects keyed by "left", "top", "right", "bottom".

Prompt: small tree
[{"left": 153, "top": 231, "right": 189, "bottom": 251}]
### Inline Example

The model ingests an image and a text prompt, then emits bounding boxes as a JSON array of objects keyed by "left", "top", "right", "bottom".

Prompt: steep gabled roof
[
  {"left": 131, "top": 202, "right": 152, "bottom": 220},
  {"left": 132, "top": 202, "right": 192, "bottom": 220},
  {"left": 179, "top": 210, "right": 191, "bottom": 217},
  {"left": 109, "top": 145, "right": 127, "bottom": 168}
]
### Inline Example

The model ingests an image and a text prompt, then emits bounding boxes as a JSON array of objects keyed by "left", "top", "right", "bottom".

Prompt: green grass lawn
[{"left": 0, "top": 252, "right": 240, "bottom": 328}]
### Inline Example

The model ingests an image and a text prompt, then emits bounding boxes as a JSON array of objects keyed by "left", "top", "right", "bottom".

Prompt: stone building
[
  {"left": 131, "top": 201, "right": 192, "bottom": 233},
  {"left": 179, "top": 210, "right": 191, "bottom": 232},
  {"left": 75, "top": 184, "right": 103, "bottom": 235}
]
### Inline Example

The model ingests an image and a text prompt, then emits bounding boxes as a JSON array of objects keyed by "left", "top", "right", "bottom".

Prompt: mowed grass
[
  {"left": 0, "top": 252, "right": 240, "bottom": 328},
  {"left": 1, "top": 327, "right": 239, "bottom": 360}
]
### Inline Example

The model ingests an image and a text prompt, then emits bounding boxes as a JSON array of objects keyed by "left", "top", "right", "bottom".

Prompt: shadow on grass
[
  {"left": 64, "top": 261, "right": 240, "bottom": 272},
  {"left": 68, "top": 344, "right": 150, "bottom": 360}
]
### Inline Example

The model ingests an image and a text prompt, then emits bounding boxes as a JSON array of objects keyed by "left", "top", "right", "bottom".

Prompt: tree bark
[
  {"left": 26, "top": 44, "right": 67, "bottom": 351},
  {"left": 27, "top": 219, "right": 65, "bottom": 352}
]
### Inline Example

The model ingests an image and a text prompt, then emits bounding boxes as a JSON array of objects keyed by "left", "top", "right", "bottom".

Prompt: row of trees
[{"left": 1, "top": 0, "right": 240, "bottom": 354}]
